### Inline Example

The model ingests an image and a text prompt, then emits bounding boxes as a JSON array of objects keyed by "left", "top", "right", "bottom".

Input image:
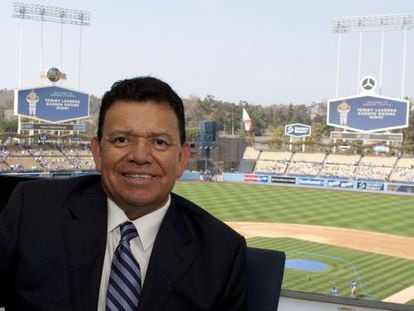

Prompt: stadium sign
[
  {"left": 259, "top": 175, "right": 269, "bottom": 183},
  {"left": 296, "top": 178, "right": 324, "bottom": 187},
  {"left": 327, "top": 95, "right": 409, "bottom": 132},
  {"left": 15, "top": 86, "right": 89, "bottom": 123},
  {"left": 327, "top": 179, "right": 355, "bottom": 189},
  {"left": 21, "top": 123, "right": 86, "bottom": 132},
  {"left": 330, "top": 131, "right": 403, "bottom": 142},
  {"left": 357, "top": 181, "right": 384, "bottom": 191},
  {"left": 285, "top": 123, "right": 311, "bottom": 137},
  {"left": 244, "top": 174, "right": 259, "bottom": 183},
  {"left": 271, "top": 176, "right": 296, "bottom": 184},
  {"left": 387, "top": 184, "right": 414, "bottom": 194},
  {"left": 243, "top": 174, "right": 269, "bottom": 183}
]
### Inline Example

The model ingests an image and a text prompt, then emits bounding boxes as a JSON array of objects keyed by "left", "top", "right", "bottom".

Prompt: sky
[{"left": 0, "top": 0, "right": 413, "bottom": 106}]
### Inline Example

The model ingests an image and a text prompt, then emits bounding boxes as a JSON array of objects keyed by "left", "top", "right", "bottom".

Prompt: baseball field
[{"left": 173, "top": 181, "right": 414, "bottom": 304}]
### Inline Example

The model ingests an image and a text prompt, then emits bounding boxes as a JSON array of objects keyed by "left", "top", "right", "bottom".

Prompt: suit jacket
[{"left": 0, "top": 175, "right": 247, "bottom": 310}]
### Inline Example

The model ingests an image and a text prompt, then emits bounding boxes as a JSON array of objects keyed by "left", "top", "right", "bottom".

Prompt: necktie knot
[{"left": 120, "top": 221, "right": 138, "bottom": 243}]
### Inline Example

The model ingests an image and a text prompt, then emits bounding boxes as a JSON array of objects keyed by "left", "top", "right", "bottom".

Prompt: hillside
[{"left": 0, "top": 89, "right": 13, "bottom": 109}]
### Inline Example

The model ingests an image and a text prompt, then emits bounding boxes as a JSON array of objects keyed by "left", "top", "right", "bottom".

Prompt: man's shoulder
[
  {"left": 24, "top": 174, "right": 100, "bottom": 186},
  {"left": 17, "top": 174, "right": 103, "bottom": 197}
]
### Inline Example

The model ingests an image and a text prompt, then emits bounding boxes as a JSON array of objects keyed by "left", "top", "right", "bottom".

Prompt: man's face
[{"left": 91, "top": 100, "right": 190, "bottom": 219}]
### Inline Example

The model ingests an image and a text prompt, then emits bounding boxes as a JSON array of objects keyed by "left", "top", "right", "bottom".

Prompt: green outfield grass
[
  {"left": 248, "top": 237, "right": 414, "bottom": 301},
  {"left": 173, "top": 181, "right": 414, "bottom": 302},
  {"left": 174, "top": 181, "right": 414, "bottom": 237}
]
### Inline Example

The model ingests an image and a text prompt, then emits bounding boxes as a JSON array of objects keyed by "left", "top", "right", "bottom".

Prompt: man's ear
[{"left": 91, "top": 136, "right": 102, "bottom": 172}]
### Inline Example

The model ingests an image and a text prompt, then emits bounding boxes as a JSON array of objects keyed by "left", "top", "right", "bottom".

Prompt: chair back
[{"left": 247, "top": 247, "right": 285, "bottom": 311}]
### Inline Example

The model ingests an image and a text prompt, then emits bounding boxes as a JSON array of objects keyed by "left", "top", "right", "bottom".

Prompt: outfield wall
[
  {"left": 178, "top": 170, "right": 414, "bottom": 195},
  {"left": 220, "top": 172, "right": 414, "bottom": 195}
]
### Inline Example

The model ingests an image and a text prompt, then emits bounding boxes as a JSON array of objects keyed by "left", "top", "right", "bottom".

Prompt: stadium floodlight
[
  {"left": 331, "top": 14, "right": 414, "bottom": 33},
  {"left": 12, "top": 2, "right": 91, "bottom": 92},
  {"left": 12, "top": 2, "right": 90, "bottom": 26},
  {"left": 331, "top": 14, "right": 413, "bottom": 98}
]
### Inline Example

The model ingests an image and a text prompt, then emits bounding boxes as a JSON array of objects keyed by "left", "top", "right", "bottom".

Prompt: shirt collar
[{"left": 107, "top": 196, "right": 170, "bottom": 252}]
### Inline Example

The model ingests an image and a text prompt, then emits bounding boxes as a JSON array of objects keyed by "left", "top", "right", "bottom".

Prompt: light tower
[
  {"left": 331, "top": 14, "right": 414, "bottom": 98},
  {"left": 12, "top": 2, "right": 91, "bottom": 89}
]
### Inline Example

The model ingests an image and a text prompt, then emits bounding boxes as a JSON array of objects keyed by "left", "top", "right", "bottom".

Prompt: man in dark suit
[{"left": 0, "top": 77, "right": 247, "bottom": 310}]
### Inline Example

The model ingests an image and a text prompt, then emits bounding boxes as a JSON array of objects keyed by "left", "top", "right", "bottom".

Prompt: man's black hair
[{"left": 97, "top": 76, "right": 185, "bottom": 145}]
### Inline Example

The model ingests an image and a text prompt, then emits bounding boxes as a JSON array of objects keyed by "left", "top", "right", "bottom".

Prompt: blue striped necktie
[{"left": 106, "top": 221, "right": 142, "bottom": 311}]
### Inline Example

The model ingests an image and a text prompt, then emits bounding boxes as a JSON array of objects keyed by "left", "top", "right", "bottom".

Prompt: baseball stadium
[{"left": 1, "top": 3, "right": 414, "bottom": 311}]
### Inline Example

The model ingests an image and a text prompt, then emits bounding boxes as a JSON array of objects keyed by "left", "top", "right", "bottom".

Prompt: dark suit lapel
[
  {"left": 139, "top": 198, "right": 196, "bottom": 310},
  {"left": 62, "top": 182, "right": 107, "bottom": 311}
]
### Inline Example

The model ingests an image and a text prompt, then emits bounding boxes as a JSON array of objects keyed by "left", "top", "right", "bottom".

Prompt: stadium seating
[
  {"left": 284, "top": 153, "right": 326, "bottom": 176},
  {"left": 354, "top": 155, "right": 397, "bottom": 181},
  {"left": 319, "top": 154, "right": 360, "bottom": 178},
  {"left": 259, "top": 151, "right": 291, "bottom": 161},
  {"left": 239, "top": 147, "right": 412, "bottom": 183},
  {"left": 3, "top": 142, "right": 414, "bottom": 184},
  {"left": 254, "top": 151, "right": 291, "bottom": 174},
  {"left": 242, "top": 146, "right": 260, "bottom": 160},
  {"left": 0, "top": 144, "right": 95, "bottom": 173},
  {"left": 389, "top": 157, "right": 414, "bottom": 182},
  {"left": 255, "top": 160, "right": 288, "bottom": 174},
  {"left": 319, "top": 163, "right": 356, "bottom": 178},
  {"left": 324, "top": 154, "right": 361, "bottom": 165}
]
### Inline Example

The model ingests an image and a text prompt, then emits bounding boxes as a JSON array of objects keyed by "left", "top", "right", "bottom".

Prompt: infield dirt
[{"left": 226, "top": 221, "right": 414, "bottom": 260}]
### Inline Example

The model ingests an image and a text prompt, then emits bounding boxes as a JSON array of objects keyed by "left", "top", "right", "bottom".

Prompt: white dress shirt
[{"left": 97, "top": 196, "right": 170, "bottom": 311}]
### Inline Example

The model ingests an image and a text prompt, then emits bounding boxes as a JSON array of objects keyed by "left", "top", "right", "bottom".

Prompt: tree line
[{"left": 183, "top": 95, "right": 331, "bottom": 138}]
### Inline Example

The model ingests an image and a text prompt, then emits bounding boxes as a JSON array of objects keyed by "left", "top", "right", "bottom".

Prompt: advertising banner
[
  {"left": 243, "top": 174, "right": 269, "bottom": 183},
  {"left": 330, "top": 131, "right": 403, "bottom": 142},
  {"left": 285, "top": 123, "right": 311, "bottom": 137},
  {"left": 271, "top": 176, "right": 296, "bottom": 184},
  {"left": 244, "top": 174, "right": 259, "bottom": 183},
  {"left": 327, "top": 95, "right": 409, "bottom": 132},
  {"left": 387, "top": 184, "right": 414, "bottom": 194},
  {"left": 259, "top": 175, "right": 269, "bottom": 183},
  {"left": 326, "top": 179, "right": 355, "bottom": 189},
  {"left": 15, "top": 86, "right": 89, "bottom": 122},
  {"left": 357, "top": 181, "right": 384, "bottom": 191},
  {"left": 297, "top": 178, "right": 325, "bottom": 187},
  {"left": 21, "top": 123, "right": 86, "bottom": 132}
]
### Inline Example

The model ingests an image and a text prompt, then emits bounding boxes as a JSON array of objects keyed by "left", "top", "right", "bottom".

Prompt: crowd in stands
[
  {"left": 389, "top": 158, "right": 414, "bottom": 182},
  {"left": 319, "top": 163, "right": 355, "bottom": 179},
  {"left": 0, "top": 144, "right": 95, "bottom": 173},
  {"left": 255, "top": 150, "right": 290, "bottom": 175},
  {"left": 241, "top": 148, "right": 414, "bottom": 183}
]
